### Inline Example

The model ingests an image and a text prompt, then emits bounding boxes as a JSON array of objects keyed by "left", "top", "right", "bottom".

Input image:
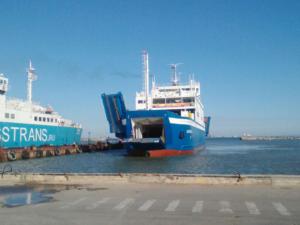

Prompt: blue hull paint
[
  {"left": 101, "top": 93, "right": 207, "bottom": 157},
  {"left": 0, "top": 122, "right": 82, "bottom": 149},
  {"left": 125, "top": 110, "right": 206, "bottom": 156}
]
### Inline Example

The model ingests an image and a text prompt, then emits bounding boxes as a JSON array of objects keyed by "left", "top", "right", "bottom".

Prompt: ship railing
[
  {"left": 152, "top": 102, "right": 194, "bottom": 108},
  {"left": 153, "top": 94, "right": 198, "bottom": 98}
]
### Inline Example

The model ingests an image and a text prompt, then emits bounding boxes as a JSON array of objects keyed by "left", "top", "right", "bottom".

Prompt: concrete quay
[
  {"left": 1, "top": 173, "right": 300, "bottom": 187},
  {"left": 0, "top": 175, "right": 300, "bottom": 225}
]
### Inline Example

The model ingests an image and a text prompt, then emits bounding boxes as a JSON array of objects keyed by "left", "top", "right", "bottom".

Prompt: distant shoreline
[
  {"left": 207, "top": 136, "right": 300, "bottom": 141},
  {"left": 241, "top": 136, "right": 300, "bottom": 141}
]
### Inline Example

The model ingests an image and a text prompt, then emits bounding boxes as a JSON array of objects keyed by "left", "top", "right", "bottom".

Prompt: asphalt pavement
[{"left": 0, "top": 183, "right": 299, "bottom": 225}]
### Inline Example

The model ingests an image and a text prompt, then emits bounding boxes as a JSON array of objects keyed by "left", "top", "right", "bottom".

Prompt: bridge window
[
  {"left": 34, "top": 116, "right": 37, "bottom": 121},
  {"left": 183, "top": 98, "right": 194, "bottom": 103},
  {"left": 166, "top": 98, "right": 178, "bottom": 103},
  {"left": 11, "top": 114, "right": 15, "bottom": 119},
  {"left": 5, "top": 113, "right": 9, "bottom": 118},
  {"left": 51, "top": 118, "right": 53, "bottom": 122},
  {"left": 153, "top": 99, "right": 165, "bottom": 104}
]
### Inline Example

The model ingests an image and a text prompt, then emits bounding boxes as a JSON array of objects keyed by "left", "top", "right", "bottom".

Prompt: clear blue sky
[{"left": 0, "top": 0, "right": 299, "bottom": 137}]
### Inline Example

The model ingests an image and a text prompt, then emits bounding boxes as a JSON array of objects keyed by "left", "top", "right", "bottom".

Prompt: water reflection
[{"left": 3, "top": 192, "right": 53, "bottom": 207}]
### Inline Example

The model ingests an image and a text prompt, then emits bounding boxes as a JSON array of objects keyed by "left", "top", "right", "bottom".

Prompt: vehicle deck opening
[{"left": 132, "top": 117, "right": 164, "bottom": 139}]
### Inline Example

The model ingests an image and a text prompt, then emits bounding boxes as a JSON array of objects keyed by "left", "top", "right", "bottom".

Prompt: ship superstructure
[
  {"left": 0, "top": 62, "right": 82, "bottom": 149},
  {"left": 102, "top": 51, "right": 210, "bottom": 157},
  {"left": 136, "top": 52, "right": 204, "bottom": 129}
]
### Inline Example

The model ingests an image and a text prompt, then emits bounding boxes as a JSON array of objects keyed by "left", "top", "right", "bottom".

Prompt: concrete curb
[{"left": 1, "top": 173, "right": 300, "bottom": 187}]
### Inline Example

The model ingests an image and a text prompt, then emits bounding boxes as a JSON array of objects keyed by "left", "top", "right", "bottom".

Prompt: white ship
[
  {"left": 102, "top": 51, "right": 210, "bottom": 157},
  {"left": 0, "top": 62, "right": 82, "bottom": 149}
]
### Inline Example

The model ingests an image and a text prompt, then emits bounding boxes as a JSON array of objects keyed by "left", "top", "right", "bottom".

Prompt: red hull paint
[{"left": 147, "top": 149, "right": 194, "bottom": 158}]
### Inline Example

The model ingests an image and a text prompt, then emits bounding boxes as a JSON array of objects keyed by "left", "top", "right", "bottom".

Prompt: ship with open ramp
[{"left": 102, "top": 51, "right": 210, "bottom": 157}]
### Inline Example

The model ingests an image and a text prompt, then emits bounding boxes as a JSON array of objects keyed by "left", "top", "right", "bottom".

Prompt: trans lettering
[{"left": 0, "top": 127, "right": 55, "bottom": 143}]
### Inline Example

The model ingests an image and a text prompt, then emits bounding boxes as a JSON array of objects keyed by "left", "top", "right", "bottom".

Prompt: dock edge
[{"left": 1, "top": 173, "right": 300, "bottom": 187}]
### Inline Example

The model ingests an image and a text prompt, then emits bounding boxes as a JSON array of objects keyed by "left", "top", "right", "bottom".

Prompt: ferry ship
[
  {"left": 102, "top": 51, "right": 210, "bottom": 157},
  {"left": 0, "top": 62, "right": 82, "bottom": 149}
]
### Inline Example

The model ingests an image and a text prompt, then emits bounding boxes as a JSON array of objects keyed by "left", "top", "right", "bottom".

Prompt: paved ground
[{"left": 0, "top": 183, "right": 299, "bottom": 225}]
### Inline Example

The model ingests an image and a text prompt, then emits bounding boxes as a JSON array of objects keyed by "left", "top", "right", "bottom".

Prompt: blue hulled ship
[
  {"left": 102, "top": 51, "right": 210, "bottom": 157},
  {"left": 0, "top": 62, "right": 82, "bottom": 149}
]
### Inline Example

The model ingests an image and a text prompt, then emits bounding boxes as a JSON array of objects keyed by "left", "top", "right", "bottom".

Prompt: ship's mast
[
  {"left": 142, "top": 50, "right": 150, "bottom": 109},
  {"left": 170, "top": 63, "right": 182, "bottom": 86},
  {"left": 27, "top": 60, "right": 37, "bottom": 104}
]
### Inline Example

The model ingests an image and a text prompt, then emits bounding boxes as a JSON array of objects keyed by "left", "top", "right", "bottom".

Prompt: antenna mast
[
  {"left": 142, "top": 50, "right": 150, "bottom": 109},
  {"left": 27, "top": 60, "right": 37, "bottom": 104},
  {"left": 170, "top": 63, "right": 182, "bottom": 86}
]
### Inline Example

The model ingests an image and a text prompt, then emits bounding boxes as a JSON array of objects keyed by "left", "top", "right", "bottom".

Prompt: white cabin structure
[
  {"left": 135, "top": 52, "right": 205, "bottom": 128},
  {"left": 0, "top": 62, "right": 81, "bottom": 129}
]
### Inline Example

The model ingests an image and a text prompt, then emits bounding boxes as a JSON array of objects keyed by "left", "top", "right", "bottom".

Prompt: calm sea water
[{"left": 1, "top": 138, "right": 300, "bottom": 175}]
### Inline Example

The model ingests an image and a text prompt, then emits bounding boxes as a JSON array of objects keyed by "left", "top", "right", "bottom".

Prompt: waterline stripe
[{"left": 169, "top": 117, "right": 205, "bottom": 131}]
